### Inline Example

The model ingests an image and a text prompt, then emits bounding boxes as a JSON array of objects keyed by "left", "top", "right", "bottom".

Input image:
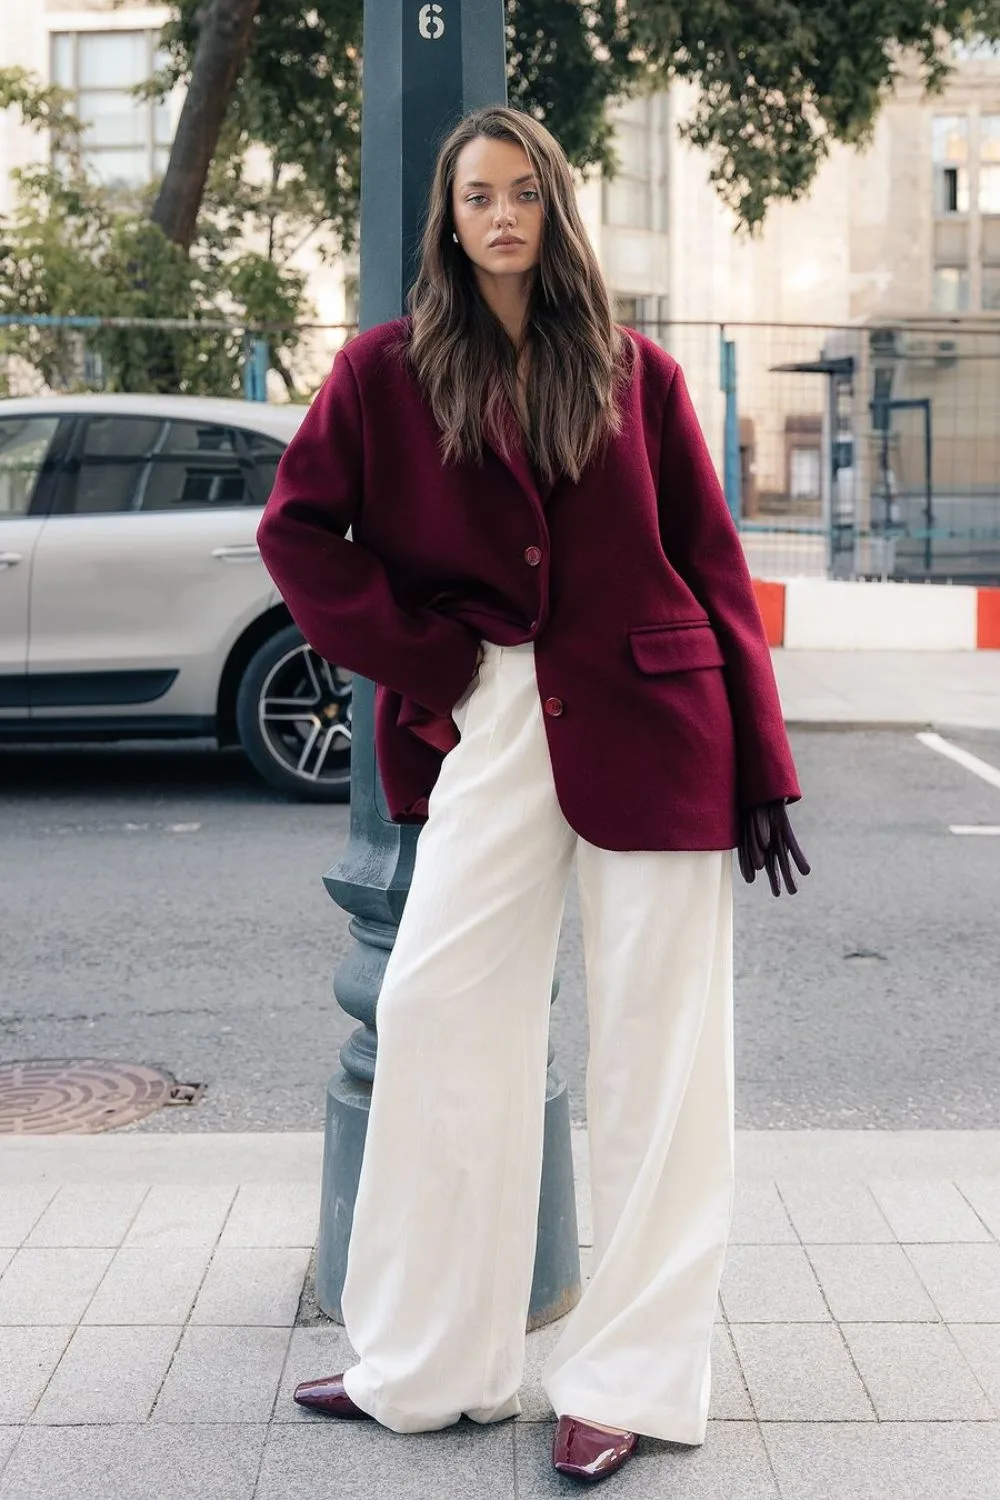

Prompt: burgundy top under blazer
[{"left": 256, "top": 316, "right": 800, "bottom": 851}]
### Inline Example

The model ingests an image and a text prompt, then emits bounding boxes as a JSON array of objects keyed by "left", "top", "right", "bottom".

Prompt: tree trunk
[{"left": 151, "top": 0, "right": 261, "bottom": 252}]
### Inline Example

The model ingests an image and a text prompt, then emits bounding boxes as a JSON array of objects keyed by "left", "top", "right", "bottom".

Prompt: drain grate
[{"left": 0, "top": 1058, "right": 198, "bottom": 1135}]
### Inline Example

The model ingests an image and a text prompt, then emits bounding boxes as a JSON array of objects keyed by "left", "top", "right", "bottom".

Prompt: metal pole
[
  {"left": 313, "top": 0, "right": 581, "bottom": 1330},
  {"left": 719, "top": 329, "right": 741, "bottom": 521},
  {"left": 923, "top": 397, "right": 933, "bottom": 575}
]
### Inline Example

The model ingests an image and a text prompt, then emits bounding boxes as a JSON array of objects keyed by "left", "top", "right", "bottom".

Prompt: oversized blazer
[{"left": 256, "top": 316, "right": 800, "bottom": 851}]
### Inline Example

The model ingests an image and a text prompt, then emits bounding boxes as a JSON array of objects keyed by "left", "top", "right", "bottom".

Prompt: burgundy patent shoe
[
  {"left": 552, "top": 1415, "right": 638, "bottom": 1483},
  {"left": 292, "top": 1372, "right": 371, "bottom": 1419}
]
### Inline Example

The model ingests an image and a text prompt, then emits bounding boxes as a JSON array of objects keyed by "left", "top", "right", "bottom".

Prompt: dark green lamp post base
[{"left": 314, "top": 1063, "right": 581, "bottom": 1330}]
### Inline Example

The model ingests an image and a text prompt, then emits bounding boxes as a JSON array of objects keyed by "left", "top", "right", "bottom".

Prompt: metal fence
[
  {"left": 5, "top": 312, "right": 1000, "bottom": 584},
  {"left": 629, "top": 318, "right": 1000, "bottom": 586},
  {"left": 0, "top": 316, "right": 350, "bottom": 406}
]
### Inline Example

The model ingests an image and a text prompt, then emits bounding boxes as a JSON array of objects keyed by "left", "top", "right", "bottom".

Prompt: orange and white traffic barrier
[{"left": 751, "top": 579, "right": 1000, "bottom": 650}]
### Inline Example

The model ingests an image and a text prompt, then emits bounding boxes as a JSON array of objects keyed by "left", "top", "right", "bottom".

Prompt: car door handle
[
  {"left": 211, "top": 544, "right": 260, "bottom": 562},
  {"left": 0, "top": 552, "right": 23, "bottom": 569}
]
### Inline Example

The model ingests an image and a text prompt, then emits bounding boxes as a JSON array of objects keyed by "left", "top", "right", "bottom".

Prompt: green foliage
[
  {"left": 156, "top": 0, "right": 362, "bottom": 254},
  {"left": 0, "top": 68, "right": 313, "bottom": 396},
  {"left": 631, "top": 1, "right": 1000, "bottom": 227},
  {"left": 159, "top": 0, "right": 1000, "bottom": 236}
]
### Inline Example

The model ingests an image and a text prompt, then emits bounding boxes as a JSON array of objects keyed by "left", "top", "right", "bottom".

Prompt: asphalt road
[{"left": 2, "top": 726, "right": 999, "bottom": 1131}]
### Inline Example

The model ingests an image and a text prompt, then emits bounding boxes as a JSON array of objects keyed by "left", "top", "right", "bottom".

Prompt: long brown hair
[{"left": 405, "top": 106, "right": 631, "bottom": 485}]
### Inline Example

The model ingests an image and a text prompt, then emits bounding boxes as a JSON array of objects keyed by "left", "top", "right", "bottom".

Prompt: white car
[{"left": 0, "top": 393, "right": 353, "bottom": 800}]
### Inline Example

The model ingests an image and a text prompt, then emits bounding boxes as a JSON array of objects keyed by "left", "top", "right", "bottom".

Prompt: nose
[{"left": 493, "top": 198, "right": 515, "bottom": 227}]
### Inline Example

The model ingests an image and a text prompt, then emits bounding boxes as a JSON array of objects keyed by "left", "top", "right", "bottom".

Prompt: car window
[
  {"left": 0, "top": 416, "right": 59, "bottom": 516},
  {"left": 241, "top": 428, "right": 286, "bottom": 497},
  {"left": 70, "top": 416, "right": 254, "bottom": 514}
]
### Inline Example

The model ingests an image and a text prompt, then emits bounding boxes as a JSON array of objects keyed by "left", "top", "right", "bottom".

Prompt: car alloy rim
[{"left": 257, "top": 644, "right": 353, "bottom": 784}]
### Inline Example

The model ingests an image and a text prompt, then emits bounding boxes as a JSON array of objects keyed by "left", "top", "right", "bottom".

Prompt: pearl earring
[{"left": 452, "top": 231, "right": 459, "bottom": 243}]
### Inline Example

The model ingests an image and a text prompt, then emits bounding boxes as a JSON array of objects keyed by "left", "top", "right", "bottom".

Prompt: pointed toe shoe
[
  {"left": 292, "top": 1372, "right": 371, "bottom": 1419},
  {"left": 552, "top": 1415, "right": 638, "bottom": 1483}
]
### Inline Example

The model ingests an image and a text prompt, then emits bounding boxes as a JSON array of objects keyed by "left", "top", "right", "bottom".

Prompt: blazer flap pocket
[{"left": 628, "top": 622, "right": 725, "bottom": 675}]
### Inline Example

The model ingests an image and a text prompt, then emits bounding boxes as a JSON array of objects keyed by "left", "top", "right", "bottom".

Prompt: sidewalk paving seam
[
  {"left": 146, "top": 1183, "right": 240, "bottom": 1425},
  {"left": 955, "top": 1181, "right": 1000, "bottom": 1240},
  {"left": 17, "top": 1185, "right": 154, "bottom": 1427}
]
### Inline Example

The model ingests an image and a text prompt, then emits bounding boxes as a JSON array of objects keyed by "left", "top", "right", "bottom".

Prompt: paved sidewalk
[
  {"left": 1, "top": 1129, "right": 999, "bottom": 1499},
  {"left": 772, "top": 649, "right": 1000, "bottom": 731}
]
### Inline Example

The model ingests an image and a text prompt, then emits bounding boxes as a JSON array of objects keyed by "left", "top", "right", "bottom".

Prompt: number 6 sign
[{"left": 418, "top": 3, "right": 445, "bottom": 39}]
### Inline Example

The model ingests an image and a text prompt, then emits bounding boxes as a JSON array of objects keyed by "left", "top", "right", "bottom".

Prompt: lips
[{"left": 490, "top": 237, "right": 525, "bottom": 248}]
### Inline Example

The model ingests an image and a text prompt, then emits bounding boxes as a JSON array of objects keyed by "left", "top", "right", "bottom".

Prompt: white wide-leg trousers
[{"left": 340, "top": 641, "right": 735, "bottom": 1443}]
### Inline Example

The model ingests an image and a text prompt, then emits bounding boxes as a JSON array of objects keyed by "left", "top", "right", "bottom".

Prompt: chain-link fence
[
  {"left": 5, "top": 312, "right": 1000, "bottom": 584},
  {"left": 630, "top": 318, "right": 1000, "bottom": 585},
  {"left": 0, "top": 316, "right": 353, "bottom": 406}
]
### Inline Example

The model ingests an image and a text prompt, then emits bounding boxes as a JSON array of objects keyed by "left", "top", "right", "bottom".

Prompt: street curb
[{"left": 753, "top": 578, "right": 1000, "bottom": 651}]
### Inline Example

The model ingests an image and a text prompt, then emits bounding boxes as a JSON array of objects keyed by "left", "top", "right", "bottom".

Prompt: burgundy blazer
[{"left": 256, "top": 316, "right": 800, "bottom": 851}]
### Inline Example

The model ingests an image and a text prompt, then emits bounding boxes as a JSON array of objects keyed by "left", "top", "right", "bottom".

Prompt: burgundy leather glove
[{"left": 738, "top": 801, "right": 810, "bottom": 896}]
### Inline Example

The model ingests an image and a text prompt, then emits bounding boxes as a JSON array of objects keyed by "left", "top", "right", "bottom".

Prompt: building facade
[{"left": 3, "top": 5, "right": 999, "bottom": 528}]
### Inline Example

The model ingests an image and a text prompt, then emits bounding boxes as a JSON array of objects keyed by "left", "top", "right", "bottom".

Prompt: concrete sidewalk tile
[
  {"left": 805, "top": 1243, "right": 939, "bottom": 1322},
  {"left": 189, "top": 1247, "right": 310, "bottom": 1326},
  {"left": 867, "top": 1180, "right": 993, "bottom": 1243},
  {"left": 760, "top": 1421, "right": 1000, "bottom": 1500},
  {"left": 957, "top": 1178, "right": 1000, "bottom": 1240},
  {"left": 950, "top": 1325, "right": 1000, "bottom": 1413},
  {"left": 0, "top": 1430, "right": 18, "bottom": 1472},
  {"left": 257, "top": 1421, "right": 516, "bottom": 1500},
  {"left": 123, "top": 1185, "right": 237, "bottom": 1249},
  {"left": 0, "top": 1188, "right": 57, "bottom": 1247},
  {"left": 518, "top": 1320, "right": 563, "bottom": 1422},
  {"left": 0, "top": 1423, "right": 267, "bottom": 1500},
  {"left": 273, "top": 1325, "right": 358, "bottom": 1422},
  {"left": 218, "top": 1184, "right": 320, "bottom": 1248},
  {"left": 906, "top": 1243, "right": 1000, "bottom": 1321},
  {"left": 0, "top": 1249, "right": 113, "bottom": 1326},
  {"left": 152, "top": 1325, "right": 290, "bottom": 1423},
  {"left": 775, "top": 1182, "right": 893, "bottom": 1244},
  {"left": 0, "top": 1252, "right": 11, "bottom": 1279},
  {"left": 720, "top": 1245, "right": 829, "bottom": 1322},
  {"left": 24, "top": 1184, "right": 148, "bottom": 1249},
  {"left": 730, "top": 1325, "right": 874, "bottom": 1422},
  {"left": 0, "top": 1329, "right": 73, "bottom": 1422},
  {"left": 729, "top": 1181, "right": 798, "bottom": 1244},
  {"left": 709, "top": 1323, "right": 754, "bottom": 1420},
  {"left": 31, "top": 1325, "right": 181, "bottom": 1425},
  {"left": 841, "top": 1323, "right": 995, "bottom": 1420},
  {"left": 515, "top": 1418, "right": 780, "bottom": 1498},
  {"left": 82, "top": 1246, "right": 212, "bottom": 1325}
]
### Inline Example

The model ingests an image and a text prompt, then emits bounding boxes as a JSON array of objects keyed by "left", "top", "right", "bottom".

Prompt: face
[{"left": 451, "top": 135, "right": 543, "bottom": 278}]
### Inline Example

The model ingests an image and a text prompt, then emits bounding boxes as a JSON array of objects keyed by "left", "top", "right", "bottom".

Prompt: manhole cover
[{"left": 0, "top": 1059, "right": 177, "bottom": 1135}]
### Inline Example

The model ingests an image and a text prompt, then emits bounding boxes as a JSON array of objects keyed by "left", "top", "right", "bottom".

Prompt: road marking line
[
  {"left": 949, "top": 825, "right": 1000, "bottom": 835},
  {"left": 917, "top": 731, "right": 1000, "bottom": 791}
]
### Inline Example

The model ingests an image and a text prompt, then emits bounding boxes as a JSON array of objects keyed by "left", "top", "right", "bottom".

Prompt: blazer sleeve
[
  {"left": 657, "top": 362, "right": 801, "bottom": 809},
  {"left": 256, "top": 348, "right": 481, "bottom": 718}
]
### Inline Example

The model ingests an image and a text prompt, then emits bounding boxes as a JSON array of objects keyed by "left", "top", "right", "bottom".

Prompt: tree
[
  {"left": 151, "top": 0, "right": 262, "bottom": 251},
  {"left": 0, "top": 70, "right": 310, "bottom": 397},
  {"left": 153, "top": 0, "right": 1000, "bottom": 246}
]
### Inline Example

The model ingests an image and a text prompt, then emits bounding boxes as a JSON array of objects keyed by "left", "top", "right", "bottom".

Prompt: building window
[
  {"left": 982, "top": 266, "right": 1000, "bottom": 310},
  {"left": 51, "top": 30, "right": 172, "bottom": 187},
  {"left": 602, "top": 96, "right": 669, "bottom": 233},
  {"left": 932, "top": 116, "right": 970, "bottom": 214},
  {"left": 981, "top": 115, "right": 1000, "bottom": 214},
  {"left": 933, "top": 266, "right": 970, "bottom": 311}
]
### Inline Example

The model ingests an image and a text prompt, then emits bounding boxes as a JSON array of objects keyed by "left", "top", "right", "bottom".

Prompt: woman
[{"left": 257, "top": 105, "right": 808, "bottom": 1484}]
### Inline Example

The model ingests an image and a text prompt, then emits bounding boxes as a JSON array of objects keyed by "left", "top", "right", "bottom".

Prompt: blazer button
[
  {"left": 524, "top": 545, "right": 542, "bottom": 566},
  {"left": 544, "top": 696, "right": 564, "bottom": 717}
]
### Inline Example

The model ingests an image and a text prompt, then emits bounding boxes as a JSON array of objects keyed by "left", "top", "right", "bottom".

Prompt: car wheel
[{"left": 236, "top": 625, "right": 352, "bottom": 801}]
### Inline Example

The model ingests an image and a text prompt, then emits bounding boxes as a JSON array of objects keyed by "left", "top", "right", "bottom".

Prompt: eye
[
  {"left": 521, "top": 188, "right": 540, "bottom": 202},
  {"left": 465, "top": 194, "right": 488, "bottom": 206}
]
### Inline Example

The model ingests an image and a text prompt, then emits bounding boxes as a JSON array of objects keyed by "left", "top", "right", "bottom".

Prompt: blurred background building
[{"left": 3, "top": 2, "right": 1000, "bottom": 581}]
